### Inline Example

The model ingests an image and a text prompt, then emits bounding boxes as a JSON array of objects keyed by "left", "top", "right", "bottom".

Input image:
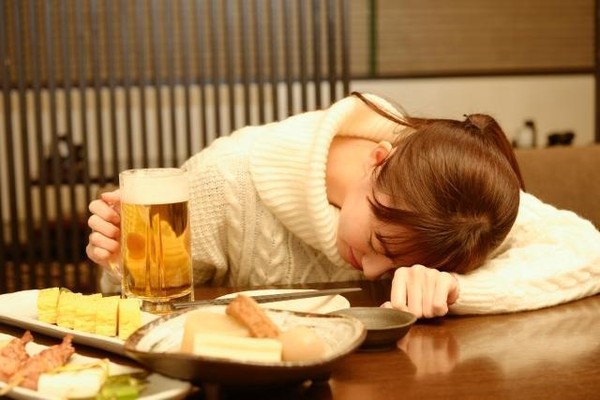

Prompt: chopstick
[{"left": 172, "top": 287, "right": 362, "bottom": 310}]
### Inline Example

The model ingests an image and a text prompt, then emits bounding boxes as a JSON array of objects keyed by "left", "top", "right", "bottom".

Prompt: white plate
[
  {"left": 0, "top": 289, "right": 349, "bottom": 357},
  {"left": 0, "top": 290, "right": 158, "bottom": 356},
  {"left": 217, "top": 289, "right": 350, "bottom": 314},
  {"left": 0, "top": 332, "right": 191, "bottom": 400}
]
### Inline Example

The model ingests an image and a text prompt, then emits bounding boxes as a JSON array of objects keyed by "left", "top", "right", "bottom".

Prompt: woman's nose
[{"left": 361, "top": 253, "right": 394, "bottom": 279}]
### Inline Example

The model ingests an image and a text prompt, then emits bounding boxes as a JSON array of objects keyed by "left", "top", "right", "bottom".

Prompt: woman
[{"left": 87, "top": 93, "right": 600, "bottom": 318}]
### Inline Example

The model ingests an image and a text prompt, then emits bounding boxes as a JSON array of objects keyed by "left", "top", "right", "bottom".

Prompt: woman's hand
[
  {"left": 382, "top": 264, "right": 460, "bottom": 319},
  {"left": 86, "top": 190, "right": 121, "bottom": 274}
]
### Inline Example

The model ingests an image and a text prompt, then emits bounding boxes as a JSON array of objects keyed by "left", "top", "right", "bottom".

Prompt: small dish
[
  {"left": 124, "top": 306, "right": 366, "bottom": 386},
  {"left": 330, "top": 307, "right": 416, "bottom": 350}
]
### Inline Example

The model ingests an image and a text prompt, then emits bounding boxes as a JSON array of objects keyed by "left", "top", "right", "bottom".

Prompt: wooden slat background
[
  {"left": 349, "top": 0, "right": 594, "bottom": 77},
  {"left": 0, "top": 0, "right": 350, "bottom": 293}
]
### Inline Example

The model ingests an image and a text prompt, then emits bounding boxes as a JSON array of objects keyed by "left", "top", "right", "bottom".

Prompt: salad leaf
[{"left": 96, "top": 372, "right": 149, "bottom": 400}]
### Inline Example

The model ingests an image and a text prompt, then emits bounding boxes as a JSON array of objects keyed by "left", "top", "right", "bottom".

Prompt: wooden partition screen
[{"left": 0, "top": 0, "right": 351, "bottom": 293}]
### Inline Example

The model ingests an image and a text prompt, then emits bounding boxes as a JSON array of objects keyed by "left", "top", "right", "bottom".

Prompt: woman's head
[{"left": 351, "top": 93, "right": 522, "bottom": 274}]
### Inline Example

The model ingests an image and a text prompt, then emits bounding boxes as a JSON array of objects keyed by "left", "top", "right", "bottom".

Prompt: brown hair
[{"left": 352, "top": 92, "right": 522, "bottom": 274}]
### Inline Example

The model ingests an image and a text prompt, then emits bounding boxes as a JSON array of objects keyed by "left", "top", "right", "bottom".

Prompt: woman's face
[{"left": 336, "top": 169, "right": 398, "bottom": 280}]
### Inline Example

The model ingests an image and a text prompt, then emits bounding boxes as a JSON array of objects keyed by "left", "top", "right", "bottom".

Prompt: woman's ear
[{"left": 368, "top": 141, "right": 393, "bottom": 167}]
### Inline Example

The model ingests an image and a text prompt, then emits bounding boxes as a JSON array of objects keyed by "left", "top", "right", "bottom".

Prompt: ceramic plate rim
[
  {"left": 216, "top": 288, "right": 351, "bottom": 314},
  {"left": 333, "top": 307, "right": 417, "bottom": 330}
]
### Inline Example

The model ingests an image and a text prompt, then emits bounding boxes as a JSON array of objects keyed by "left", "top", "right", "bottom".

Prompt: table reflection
[
  {"left": 399, "top": 296, "right": 600, "bottom": 379},
  {"left": 329, "top": 292, "right": 600, "bottom": 400},
  {"left": 398, "top": 322, "right": 459, "bottom": 378}
]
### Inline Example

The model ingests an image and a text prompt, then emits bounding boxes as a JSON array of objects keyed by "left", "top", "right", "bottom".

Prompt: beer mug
[{"left": 119, "top": 168, "right": 193, "bottom": 314}]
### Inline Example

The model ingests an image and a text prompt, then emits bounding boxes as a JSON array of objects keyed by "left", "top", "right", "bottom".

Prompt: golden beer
[{"left": 119, "top": 168, "right": 193, "bottom": 313}]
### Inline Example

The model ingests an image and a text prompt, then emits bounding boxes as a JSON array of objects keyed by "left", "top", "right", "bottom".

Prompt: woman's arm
[
  {"left": 450, "top": 192, "right": 600, "bottom": 314},
  {"left": 386, "top": 192, "right": 600, "bottom": 318}
]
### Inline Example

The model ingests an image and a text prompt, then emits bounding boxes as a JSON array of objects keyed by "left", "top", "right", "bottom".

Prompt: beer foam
[{"left": 121, "top": 169, "right": 189, "bottom": 205}]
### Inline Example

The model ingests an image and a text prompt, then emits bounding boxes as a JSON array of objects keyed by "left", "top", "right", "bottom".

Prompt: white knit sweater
[
  {"left": 451, "top": 192, "right": 600, "bottom": 314},
  {"left": 104, "top": 94, "right": 600, "bottom": 315},
  {"left": 183, "top": 94, "right": 405, "bottom": 287}
]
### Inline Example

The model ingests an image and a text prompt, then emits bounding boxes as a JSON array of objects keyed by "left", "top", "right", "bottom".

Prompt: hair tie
[{"left": 463, "top": 114, "right": 478, "bottom": 129}]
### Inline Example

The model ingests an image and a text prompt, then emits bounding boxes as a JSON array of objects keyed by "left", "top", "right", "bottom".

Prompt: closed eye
[
  {"left": 367, "top": 233, "right": 377, "bottom": 253},
  {"left": 371, "top": 230, "right": 397, "bottom": 260},
  {"left": 368, "top": 232, "right": 388, "bottom": 256}
]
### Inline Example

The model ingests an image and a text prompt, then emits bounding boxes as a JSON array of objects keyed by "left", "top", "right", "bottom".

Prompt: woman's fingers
[
  {"left": 446, "top": 273, "right": 460, "bottom": 305},
  {"left": 88, "top": 199, "right": 120, "bottom": 226},
  {"left": 88, "top": 231, "right": 119, "bottom": 252},
  {"left": 433, "top": 273, "right": 460, "bottom": 312},
  {"left": 389, "top": 265, "right": 460, "bottom": 319},
  {"left": 389, "top": 268, "right": 409, "bottom": 312},
  {"left": 86, "top": 241, "right": 112, "bottom": 262},
  {"left": 405, "top": 267, "right": 424, "bottom": 318},
  {"left": 88, "top": 214, "right": 120, "bottom": 239},
  {"left": 86, "top": 188, "right": 122, "bottom": 268},
  {"left": 421, "top": 267, "right": 436, "bottom": 318},
  {"left": 100, "top": 190, "right": 121, "bottom": 212}
]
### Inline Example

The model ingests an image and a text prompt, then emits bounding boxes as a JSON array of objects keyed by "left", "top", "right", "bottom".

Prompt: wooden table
[{"left": 2, "top": 280, "right": 599, "bottom": 399}]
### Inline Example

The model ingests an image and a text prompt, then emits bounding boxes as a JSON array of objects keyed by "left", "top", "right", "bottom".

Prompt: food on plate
[
  {"left": 37, "top": 288, "right": 142, "bottom": 339},
  {"left": 95, "top": 373, "right": 147, "bottom": 400},
  {"left": 74, "top": 293, "right": 103, "bottom": 333},
  {"left": 56, "top": 291, "right": 82, "bottom": 329},
  {"left": 225, "top": 294, "right": 280, "bottom": 338},
  {"left": 0, "top": 356, "right": 21, "bottom": 383},
  {"left": 0, "top": 332, "right": 148, "bottom": 399},
  {"left": 37, "top": 287, "right": 60, "bottom": 324},
  {"left": 18, "top": 335, "right": 75, "bottom": 390},
  {"left": 0, "top": 330, "right": 32, "bottom": 362},
  {"left": 118, "top": 298, "right": 143, "bottom": 340},
  {"left": 95, "top": 295, "right": 120, "bottom": 337},
  {"left": 192, "top": 333, "right": 282, "bottom": 362},
  {"left": 180, "top": 295, "right": 328, "bottom": 363},
  {"left": 0, "top": 332, "right": 75, "bottom": 392},
  {"left": 278, "top": 326, "right": 327, "bottom": 362},
  {"left": 181, "top": 308, "right": 278, "bottom": 362},
  {"left": 0, "top": 331, "right": 34, "bottom": 381},
  {"left": 180, "top": 310, "right": 250, "bottom": 352},
  {"left": 37, "top": 364, "right": 107, "bottom": 399}
]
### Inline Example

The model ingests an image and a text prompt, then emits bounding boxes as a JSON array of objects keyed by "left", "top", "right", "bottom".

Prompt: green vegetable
[{"left": 96, "top": 373, "right": 148, "bottom": 400}]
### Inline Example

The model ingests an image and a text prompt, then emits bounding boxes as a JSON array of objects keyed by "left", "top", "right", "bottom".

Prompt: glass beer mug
[{"left": 119, "top": 168, "right": 193, "bottom": 314}]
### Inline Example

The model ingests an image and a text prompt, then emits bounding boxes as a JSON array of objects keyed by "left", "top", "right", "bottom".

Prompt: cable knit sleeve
[
  {"left": 450, "top": 192, "right": 600, "bottom": 314},
  {"left": 182, "top": 128, "right": 259, "bottom": 286},
  {"left": 182, "top": 145, "right": 229, "bottom": 285}
]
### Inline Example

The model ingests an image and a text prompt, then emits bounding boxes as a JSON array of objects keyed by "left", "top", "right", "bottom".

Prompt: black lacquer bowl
[
  {"left": 124, "top": 306, "right": 366, "bottom": 386},
  {"left": 331, "top": 307, "right": 416, "bottom": 350}
]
